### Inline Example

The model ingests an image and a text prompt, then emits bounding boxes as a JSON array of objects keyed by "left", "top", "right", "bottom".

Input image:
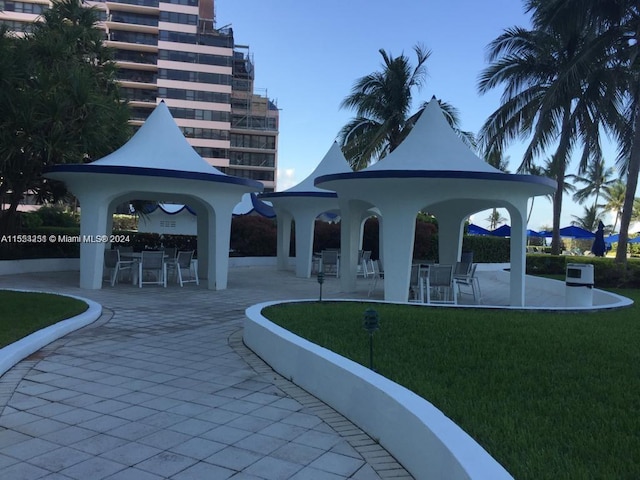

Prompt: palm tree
[
  {"left": 478, "top": 17, "right": 624, "bottom": 255},
  {"left": 484, "top": 149, "right": 510, "bottom": 230},
  {"left": 524, "top": 0, "right": 639, "bottom": 262},
  {"left": 571, "top": 204, "right": 604, "bottom": 231},
  {"left": 486, "top": 209, "right": 508, "bottom": 230},
  {"left": 569, "top": 157, "right": 616, "bottom": 208},
  {"left": 601, "top": 180, "right": 627, "bottom": 233},
  {"left": 338, "top": 44, "right": 474, "bottom": 170}
]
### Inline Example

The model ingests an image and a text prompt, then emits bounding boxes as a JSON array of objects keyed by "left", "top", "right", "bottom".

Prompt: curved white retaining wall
[
  {"left": 244, "top": 301, "right": 514, "bottom": 480},
  {"left": 0, "top": 292, "right": 102, "bottom": 377},
  {"left": 0, "top": 258, "right": 80, "bottom": 276},
  {"left": 0, "top": 257, "right": 295, "bottom": 275}
]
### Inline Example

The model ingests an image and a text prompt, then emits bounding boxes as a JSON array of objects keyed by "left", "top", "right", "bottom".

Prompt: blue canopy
[
  {"left": 629, "top": 236, "right": 640, "bottom": 244},
  {"left": 467, "top": 223, "right": 491, "bottom": 235},
  {"left": 490, "top": 225, "right": 511, "bottom": 237},
  {"left": 558, "top": 226, "right": 595, "bottom": 239},
  {"left": 527, "top": 229, "right": 546, "bottom": 237},
  {"left": 605, "top": 234, "right": 619, "bottom": 243}
]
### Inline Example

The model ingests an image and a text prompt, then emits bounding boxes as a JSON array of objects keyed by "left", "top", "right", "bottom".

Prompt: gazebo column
[
  {"left": 338, "top": 199, "right": 369, "bottom": 293},
  {"left": 275, "top": 209, "right": 292, "bottom": 272},
  {"left": 292, "top": 212, "right": 316, "bottom": 278},
  {"left": 208, "top": 199, "right": 236, "bottom": 290},
  {"left": 507, "top": 202, "right": 527, "bottom": 306},
  {"left": 436, "top": 214, "right": 466, "bottom": 265},
  {"left": 194, "top": 205, "right": 210, "bottom": 283},
  {"left": 380, "top": 206, "right": 418, "bottom": 302},
  {"left": 77, "top": 193, "right": 110, "bottom": 289}
]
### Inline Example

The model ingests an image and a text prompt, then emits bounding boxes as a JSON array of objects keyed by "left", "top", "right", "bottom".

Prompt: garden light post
[
  {"left": 317, "top": 271, "right": 325, "bottom": 301},
  {"left": 363, "top": 308, "right": 380, "bottom": 370}
]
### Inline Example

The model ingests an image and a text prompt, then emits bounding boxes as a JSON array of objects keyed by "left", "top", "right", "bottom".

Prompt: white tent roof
[
  {"left": 365, "top": 98, "right": 501, "bottom": 174},
  {"left": 283, "top": 142, "right": 352, "bottom": 194},
  {"left": 92, "top": 101, "right": 225, "bottom": 176}
]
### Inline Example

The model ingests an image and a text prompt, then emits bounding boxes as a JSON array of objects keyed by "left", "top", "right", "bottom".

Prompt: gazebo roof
[
  {"left": 46, "top": 101, "right": 261, "bottom": 188},
  {"left": 315, "top": 98, "right": 554, "bottom": 193},
  {"left": 262, "top": 142, "right": 352, "bottom": 199},
  {"left": 365, "top": 98, "right": 501, "bottom": 173}
]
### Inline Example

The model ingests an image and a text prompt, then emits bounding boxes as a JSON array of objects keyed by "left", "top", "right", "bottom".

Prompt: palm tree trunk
[
  {"left": 615, "top": 99, "right": 640, "bottom": 263},
  {"left": 551, "top": 107, "right": 573, "bottom": 255}
]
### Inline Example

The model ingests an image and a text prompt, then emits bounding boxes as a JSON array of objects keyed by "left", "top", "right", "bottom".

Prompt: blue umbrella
[
  {"left": 629, "top": 236, "right": 640, "bottom": 244},
  {"left": 591, "top": 221, "right": 606, "bottom": 257}
]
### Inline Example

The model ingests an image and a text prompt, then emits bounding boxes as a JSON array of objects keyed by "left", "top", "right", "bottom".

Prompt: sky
[{"left": 216, "top": 0, "right": 628, "bottom": 232}]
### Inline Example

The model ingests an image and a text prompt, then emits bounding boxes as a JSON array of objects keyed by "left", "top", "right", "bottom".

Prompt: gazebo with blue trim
[
  {"left": 45, "top": 101, "right": 262, "bottom": 290},
  {"left": 261, "top": 142, "right": 353, "bottom": 278},
  {"left": 316, "top": 98, "right": 556, "bottom": 306}
]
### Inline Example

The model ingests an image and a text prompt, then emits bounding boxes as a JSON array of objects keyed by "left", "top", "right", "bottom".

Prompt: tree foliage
[
  {"left": 338, "top": 44, "right": 475, "bottom": 170},
  {"left": 0, "top": 0, "right": 131, "bottom": 234}
]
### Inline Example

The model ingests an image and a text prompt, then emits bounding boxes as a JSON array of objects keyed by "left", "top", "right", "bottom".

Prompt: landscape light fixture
[
  {"left": 363, "top": 308, "right": 380, "bottom": 370},
  {"left": 317, "top": 271, "right": 325, "bottom": 301}
]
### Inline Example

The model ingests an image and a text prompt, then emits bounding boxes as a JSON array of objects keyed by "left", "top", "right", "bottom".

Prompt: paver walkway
[{"left": 0, "top": 268, "right": 412, "bottom": 480}]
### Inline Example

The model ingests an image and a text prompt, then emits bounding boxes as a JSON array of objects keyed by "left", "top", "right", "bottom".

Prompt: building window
[
  {"left": 169, "top": 107, "right": 230, "bottom": 123},
  {"left": 158, "top": 49, "right": 232, "bottom": 67},
  {"left": 114, "top": 49, "right": 158, "bottom": 65},
  {"left": 117, "top": 69, "right": 158, "bottom": 84},
  {"left": 0, "top": 19, "right": 35, "bottom": 32},
  {"left": 230, "top": 133, "right": 275, "bottom": 150},
  {"left": 158, "top": 87, "right": 229, "bottom": 104},
  {"left": 229, "top": 151, "right": 275, "bottom": 168},
  {"left": 159, "top": 11, "right": 197, "bottom": 25},
  {"left": 0, "top": 1, "right": 48, "bottom": 14},
  {"left": 181, "top": 127, "right": 229, "bottom": 141},
  {"left": 109, "top": 30, "right": 157, "bottom": 46},
  {"left": 158, "top": 69, "right": 232, "bottom": 85},
  {"left": 232, "top": 115, "right": 277, "bottom": 131},
  {"left": 110, "top": 11, "right": 158, "bottom": 27}
]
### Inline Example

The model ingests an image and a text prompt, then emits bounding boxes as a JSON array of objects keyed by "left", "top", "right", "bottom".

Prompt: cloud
[{"left": 277, "top": 168, "right": 298, "bottom": 191}]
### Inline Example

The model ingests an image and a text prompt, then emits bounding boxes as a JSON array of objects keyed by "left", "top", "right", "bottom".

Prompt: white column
[
  {"left": 209, "top": 198, "right": 237, "bottom": 290},
  {"left": 194, "top": 204, "right": 210, "bottom": 286},
  {"left": 508, "top": 203, "right": 527, "bottom": 306},
  {"left": 78, "top": 194, "right": 110, "bottom": 289},
  {"left": 276, "top": 209, "right": 292, "bottom": 271},
  {"left": 436, "top": 215, "right": 465, "bottom": 265},
  {"left": 294, "top": 215, "right": 316, "bottom": 278},
  {"left": 380, "top": 206, "right": 417, "bottom": 302}
]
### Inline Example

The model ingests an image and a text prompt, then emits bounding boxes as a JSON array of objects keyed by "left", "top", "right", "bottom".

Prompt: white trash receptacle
[{"left": 565, "top": 263, "right": 594, "bottom": 307}]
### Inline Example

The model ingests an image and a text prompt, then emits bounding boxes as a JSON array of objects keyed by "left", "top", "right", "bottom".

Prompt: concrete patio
[{"left": 0, "top": 265, "right": 630, "bottom": 480}]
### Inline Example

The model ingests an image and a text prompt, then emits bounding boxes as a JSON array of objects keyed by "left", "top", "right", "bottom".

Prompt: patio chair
[
  {"left": 138, "top": 251, "right": 167, "bottom": 288},
  {"left": 409, "top": 264, "right": 428, "bottom": 303},
  {"left": 454, "top": 263, "right": 482, "bottom": 304},
  {"left": 358, "top": 250, "right": 374, "bottom": 278},
  {"left": 104, "top": 249, "right": 137, "bottom": 287},
  {"left": 367, "top": 259, "right": 384, "bottom": 297},
  {"left": 321, "top": 249, "right": 340, "bottom": 277},
  {"left": 171, "top": 250, "right": 199, "bottom": 287},
  {"left": 425, "top": 264, "right": 456, "bottom": 304}
]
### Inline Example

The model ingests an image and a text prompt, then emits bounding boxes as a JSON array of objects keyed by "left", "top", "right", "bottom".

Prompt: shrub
[
  {"left": 112, "top": 214, "right": 137, "bottom": 231},
  {"left": 230, "top": 216, "right": 277, "bottom": 256}
]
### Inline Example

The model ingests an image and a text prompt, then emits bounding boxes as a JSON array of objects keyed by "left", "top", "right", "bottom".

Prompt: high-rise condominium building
[{"left": 0, "top": 0, "right": 279, "bottom": 192}]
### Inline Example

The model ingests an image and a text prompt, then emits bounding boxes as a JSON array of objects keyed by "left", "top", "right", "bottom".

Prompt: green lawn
[
  {"left": 263, "top": 291, "right": 640, "bottom": 480},
  {"left": 0, "top": 291, "right": 88, "bottom": 348}
]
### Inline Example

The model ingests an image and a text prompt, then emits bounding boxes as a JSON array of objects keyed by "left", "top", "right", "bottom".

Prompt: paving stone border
[{"left": 229, "top": 329, "right": 413, "bottom": 479}]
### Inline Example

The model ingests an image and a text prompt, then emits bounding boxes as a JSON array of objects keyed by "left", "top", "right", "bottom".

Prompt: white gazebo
[
  {"left": 261, "top": 142, "right": 353, "bottom": 278},
  {"left": 316, "top": 98, "right": 556, "bottom": 306},
  {"left": 45, "top": 101, "right": 262, "bottom": 290}
]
